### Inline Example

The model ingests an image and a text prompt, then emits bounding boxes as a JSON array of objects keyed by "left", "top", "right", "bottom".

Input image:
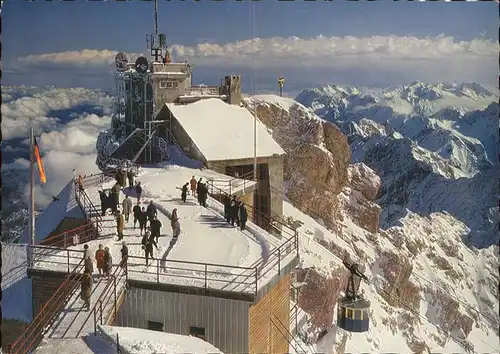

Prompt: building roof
[
  {"left": 19, "top": 179, "right": 85, "bottom": 244},
  {"left": 166, "top": 99, "right": 285, "bottom": 161}
]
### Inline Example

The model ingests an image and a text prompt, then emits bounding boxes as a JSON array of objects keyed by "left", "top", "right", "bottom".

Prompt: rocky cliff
[{"left": 243, "top": 94, "right": 499, "bottom": 354}]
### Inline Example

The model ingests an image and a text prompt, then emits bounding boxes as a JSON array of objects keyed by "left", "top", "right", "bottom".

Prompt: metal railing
[
  {"left": 270, "top": 313, "right": 309, "bottom": 354},
  {"left": 185, "top": 86, "right": 220, "bottom": 96},
  {"left": 37, "top": 223, "right": 95, "bottom": 249},
  {"left": 75, "top": 184, "right": 102, "bottom": 237},
  {"left": 30, "top": 245, "right": 85, "bottom": 273},
  {"left": 125, "top": 256, "right": 258, "bottom": 294},
  {"left": 8, "top": 256, "right": 85, "bottom": 354},
  {"left": 206, "top": 170, "right": 256, "bottom": 196}
]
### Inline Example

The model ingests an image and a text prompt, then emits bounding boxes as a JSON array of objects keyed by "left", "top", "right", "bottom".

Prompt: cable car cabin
[{"left": 337, "top": 297, "right": 371, "bottom": 333}]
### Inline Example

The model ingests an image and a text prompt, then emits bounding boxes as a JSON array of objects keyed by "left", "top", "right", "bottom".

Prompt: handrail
[
  {"left": 29, "top": 246, "right": 85, "bottom": 272},
  {"left": 75, "top": 185, "right": 101, "bottom": 238},
  {"left": 8, "top": 257, "right": 85, "bottom": 353},
  {"left": 131, "top": 129, "right": 156, "bottom": 163},
  {"left": 37, "top": 223, "right": 93, "bottom": 248},
  {"left": 108, "top": 128, "right": 142, "bottom": 158},
  {"left": 271, "top": 313, "right": 309, "bottom": 354}
]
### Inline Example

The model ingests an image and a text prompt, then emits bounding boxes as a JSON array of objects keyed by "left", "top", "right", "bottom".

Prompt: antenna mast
[{"left": 154, "top": 0, "right": 158, "bottom": 36}]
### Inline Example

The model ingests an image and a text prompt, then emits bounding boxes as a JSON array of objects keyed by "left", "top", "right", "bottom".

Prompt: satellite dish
[
  {"left": 115, "top": 52, "right": 128, "bottom": 72},
  {"left": 135, "top": 56, "right": 149, "bottom": 74}
]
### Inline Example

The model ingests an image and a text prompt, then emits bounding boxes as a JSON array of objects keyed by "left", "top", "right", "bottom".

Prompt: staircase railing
[
  {"left": 38, "top": 223, "right": 97, "bottom": 249},
  {"left": 8, "top": 250, "right": 85, "bottom": 354},
  {"left": 79, "top": 264, "right": 127, "bottom": 337},
  {"left": 75, "top": 183, "right": 102, "bottom": 237},
  {"left": 206, "top": 170, "right": 256, "bottom": 196}
]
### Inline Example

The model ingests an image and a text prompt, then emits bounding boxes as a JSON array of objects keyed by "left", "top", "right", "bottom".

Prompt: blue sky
[{"left": 3, "top": 0, "right": 498, "bottom": 91}]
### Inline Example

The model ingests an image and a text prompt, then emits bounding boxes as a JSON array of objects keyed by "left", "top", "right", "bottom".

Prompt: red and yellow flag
[{"left": 34, "top": 136, "right": 47, "bottom": 184}]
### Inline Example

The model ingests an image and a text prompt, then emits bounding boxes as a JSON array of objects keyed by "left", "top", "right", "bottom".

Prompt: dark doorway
[
  {"left": 147, "top": 320, "right": 163, "bottom": 332},
  {"left": 189, "top": 326, "right": 206, "bottom": 340},
  {"left": 253, "top": 163, "right": 271, "bottom": 232}
]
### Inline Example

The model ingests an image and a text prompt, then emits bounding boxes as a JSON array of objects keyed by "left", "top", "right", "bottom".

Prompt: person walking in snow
[
  {"left": 95, "top": 244, "right": 105, "bottom": 278},
  {"left": 103, "top": 247, "right": 112, "bottom": 278},
  {"left": 196, "top": 178, "right": 203, "bottom": 204},
  {"left": 133, "top": 202, "right": 142, "bottom": 229},
  {"left": 239, "top": 202, "right": 248, "bottom": 231},
  {"left": 190, "top": 176, "right": 197, "bottom": 196},
  {"left": 111, "top": 182, "right": 121, "bottom": 209},
  {"left": 229, "top": 196, "right": 238, "bottom": 226},
  {"left": 198, "top": 182, "right": 208, "bottom": 208},
  {"left": 142, "top": 231, "right": 158, "bottom": 266},
  {"left": 146, "top": 200, "right": 157, "bottom": 227},
  {"left": 150, "top": 215, "right": 162, "bottom": 243},
  {"left": 122, "top": 195, "right": 132, "bottom": 223},
  {"left": 120, "top": 241, "right": 128, "bottom": 270},
  {"left": 127, "top": 169, "right": 134, "bottom": 188},
  {"left": 181, "top": 182, "right": 189, "bottom": 203},
  {"left": 116, "top": 210, "right": 125, "bottom": 241},
  {"left": 170, "top": 208, "right": 181, "bottom": 240},
  {"left": 138, "top": 207, "right": 147, "bottom": 235},
  {"left": 223, "top": 194, "right": 231, "bottom": 223},
  {"left": 80, "top": 268, "right": 93, "bottom": 311},
  {"left": 135, "top": 182, "right": 142, "bottom": 204}
]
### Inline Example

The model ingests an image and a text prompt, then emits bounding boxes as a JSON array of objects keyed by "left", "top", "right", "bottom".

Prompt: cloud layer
[
  {"left": 9, "top": 35, "right": 497, "bottom": 88},
  {"left": 2, "top": 87, "right": 113, "bottom": 207}
]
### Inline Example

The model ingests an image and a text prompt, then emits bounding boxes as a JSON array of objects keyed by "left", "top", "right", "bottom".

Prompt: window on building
[
  {"left": 189, "top": 326, "right": 206, "bottom": 340},
  {"left": 148, "top": 320, "right": 163, "bottom": 332},
  {"left": 159, "top": 80, "right": 178, "bottom": 89}
]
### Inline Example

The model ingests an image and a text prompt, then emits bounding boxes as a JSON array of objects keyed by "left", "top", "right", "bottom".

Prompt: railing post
[
  {"left": 278, "top": 248, "right": 281, "bottom": 274},
  {"left": 254, "top": 267, "right": 258, "bottom": 295},
  {"left": 99, "top": 301, "right": 103, "bottom": 324},
  {"left": 204, "top": 264, "right": 208, "bottom": 289},
  {"left": 67, "top": 249, "right": 70, "bottom": 273},
  {"left": 113, "top": 275, "right": 117, "bottom": 323},
  {"left": 229, "top": 180, "right": 232, "bottom": 196},
  {"left": 156, "top": 259, "right": 160, "bottom": 283},
  {"left": 94, "top": 308, "right": 97, "bottom": 335}
]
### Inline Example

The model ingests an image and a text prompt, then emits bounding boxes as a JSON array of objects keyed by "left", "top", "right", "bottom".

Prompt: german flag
[{"left": 34, "top": 136, "right": 47, "bottom": 184}]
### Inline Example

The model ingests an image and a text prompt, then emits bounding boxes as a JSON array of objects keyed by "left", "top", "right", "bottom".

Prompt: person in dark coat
[
  {"left": 138, "top": 207, "right": 147, "bottom": 235},
  {"left": 111, "top": 182, "right": 121, "bottom": 209},
  {"left": 98, "top": 190, "right": 107, "bottom": 216},
  {"left": 223, "top": 194, "right": 231, "bottom": 223},
  {"left": 150, "top": 215, "right": 162, "bottom": 243},
  {"left": 181, "top": 182, "right": 189, "bottom": 203},
  {"left": 229, "top": 195, "right": 238, "bottom": 226},
  {"left": 133, "top": 202, "right": 142, "bottom": 229},
  {"left": 135, "top": 182, "right": 142, "bottom": 204},
  {"left": 239, "top": 202, "right": 248, "bottom": 231},
  {"left": 103, "top": 247, "right": 112, "bottom": 279},
  {"left": 146, "top": 200, "right": 157, "bottom": 227},
  {"left": 122, "top": 195, "right": 132, "bottom": 223},
  {"left": 116, "top": 210, "right": 125, "bottom": 241},
  {"left": 127, "top": 169, "right": 134, "bottom": 188},
  {"left": 198, "top": 182, "right": 208, "bottom": 207},
  {"left": 142, "top": 231, "right": 158, "bottom": 266},
  {"left": 120, "top": 241, "right": 128, "bottom": 269},
  {"left": 196, "top": 178, "right": 203, "bottom": 204},
  {"left": 84, "top": 254, "right": 94, "bottom": 275},
  {"left": 80, "top": 268, "right": 93, "bottom": 311}
]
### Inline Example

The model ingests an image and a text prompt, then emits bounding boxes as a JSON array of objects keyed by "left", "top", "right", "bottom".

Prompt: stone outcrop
[{"left": 244, "top": 98, "right": 380, "bottom": 233}]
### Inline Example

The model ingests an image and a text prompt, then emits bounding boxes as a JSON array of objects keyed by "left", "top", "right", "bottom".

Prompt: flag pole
[{"left": 29, "top": 126, "right": 35, "bottom": 246}]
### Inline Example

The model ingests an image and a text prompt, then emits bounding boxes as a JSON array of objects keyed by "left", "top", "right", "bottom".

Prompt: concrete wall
[
  {"left": 152, "top": 76, "right": 187, "bottom": 110},
  {"left": 248, "top": 274, "right": 291, "bottom": 354},
  {"left": 207, "top": 155, "right": 284, "bottom": 220},
  {"left": 115, "top": 287, "right": 251, "bottom": 354}
]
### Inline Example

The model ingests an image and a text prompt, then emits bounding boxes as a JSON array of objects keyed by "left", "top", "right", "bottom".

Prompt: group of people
[
  {"left": 223, "top": 195, "right": 248, "bottom": 230},
  {"left": 180, "top": 176, "right": 209, "bottom": 206},
  {"left": 80, "top": 242, "right": 128, "bottom": 311}
]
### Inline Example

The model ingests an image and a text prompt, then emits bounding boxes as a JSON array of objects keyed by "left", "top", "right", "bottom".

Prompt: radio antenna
[{"left": 154, "top": 0, "right": 158, "bottom": 36}]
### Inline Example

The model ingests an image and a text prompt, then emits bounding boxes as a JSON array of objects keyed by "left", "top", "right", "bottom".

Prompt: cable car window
[
  {"left": 147, "top": 320, "right": 163, "bottom": 332},
  {"left": 346, "top": 309, "right": 353, "bottom": 319},
  {"left": 354, "top": 309, "right": 362, "bottom": 320},
  {"left": 189, "top": 326, "right": 205, "bottom": 340}
]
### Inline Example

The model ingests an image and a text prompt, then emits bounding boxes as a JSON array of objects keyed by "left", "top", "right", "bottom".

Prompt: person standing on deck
[
  {"left": 198, "top": 182, "right": 208, "bottom": 207},
  {"left": 146, "top": 200, "right": 157, "bottom": 227},
  {"left": 223, "top": 194, "right": 231, "bottom": 223},
  {"left": 138, "top": 207, "right": 148, "bottom": 236},
  {"left": 103, "top": 247, "right": 112, "bottom": 279},
  {"left": 111, "top": 182, "right": 121, "bottom": 209},
  {"left": 122, "top": 195, "right": 132, "bottom": 223},
  {"left": 95, "top": 244, "right": 105, "bottom": 277},
  {"left": 84, "top": 253, "right": 94, "bottom": 275},
  {"left": 83, "top": 244, "right": 92, "bottom": 260},
  {"left": 77, "top": 175, "right": 84, "bottom": 192},
  {"left": 133, "top": 202, "right": 142, "bottom": 229},
  {"left": 127, "top": 169, "right": 134, "bottom": 188},
  {"left": 190, "top": 176, "right": 197, "bottom": 196},
  {"left": 142, "top": 231, "right": 158, "bottom": 266},
  {"left": 171, "top": 208, "right": 181, "bottom": 241},
  {"left": 135, "top": 182, "right": 142, "bottom": 204},
  {"left": 196, "top": 178, "right": 203, "bottom": 204},
  {"left": 239, "top": 202, "right": 248, "bottom": 231},
  {"left": 80, "top": 268, "right": 93, "bottom": 311},
  {"left": 181, "top": 182, "right": 189, "bottom": 203},
  {"left": 229, "top": 196, "right": 238, "bottom": 226},
  {"left": 150, "top": 215, "right": 162, "bottom": 243},
  {"left": 120, "top": 241, "right": 128, "bottom": 270},
  {"left": 116, "top": 210, "right": 125, "bottom": 241}
]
